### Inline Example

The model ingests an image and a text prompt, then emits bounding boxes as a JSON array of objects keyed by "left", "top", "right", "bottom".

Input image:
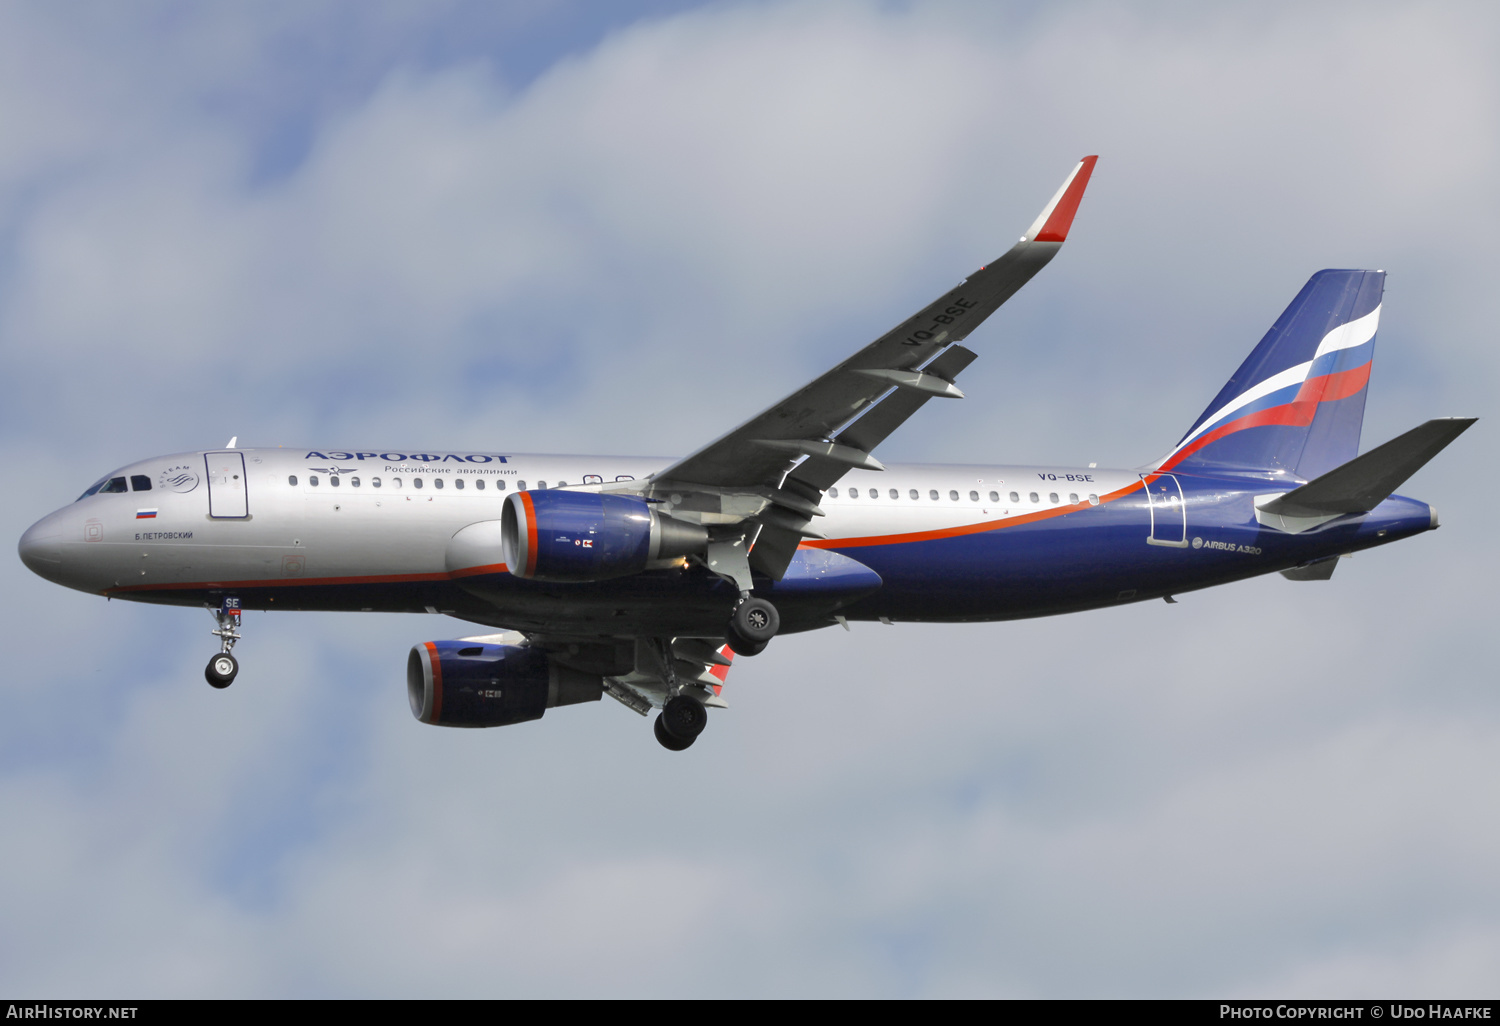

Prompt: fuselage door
[
  {"left": 1142, "top": 472, "right": 1187, "bottom": 547},
  {"left": 205, "top": 452, "right": 249, "bottom": 519}
]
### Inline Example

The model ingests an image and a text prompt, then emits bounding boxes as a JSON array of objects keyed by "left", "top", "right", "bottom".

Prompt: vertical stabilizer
[{"left": 1159, "top": 270, "right": 1384, "bottom": 479}]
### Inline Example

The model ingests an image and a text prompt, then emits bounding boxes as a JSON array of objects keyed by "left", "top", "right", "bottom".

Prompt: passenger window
[
  {"left": 131, "top": 475, "right": 152, "bottom": 491},
  {"left": 868, "top": 488, "right": 878, "bottom": 499},
  {"left": 1069, "top": 492, "right": 1078, "bottom": 504},
  {"left": 828, "top": 487, "right": 839, "bottom": 498},
  {"left": 969, "top": 490, "right": 979, "bottom": 502},
  {"left": 413, "top": 478, "right": 423, "bottom": 489},
  {"left": 1049, "top": 492, "right": 1059, "bottom": 504},
  {"left": 351, "top": 477, "right": 360, "bottom": 488},
  {"left": 288, "top": 475, "right": 298, "bottom": 486},
  {"left": 454, "top": 478, "right": 464, "bottom": 490},
  {"left": 989, "top": 491, "right": 999, "bottom": 502},
  {"left": 537, "top": 480, "right": 547, "bottom": 489},
  {"left": 889, "top": 489, "right": 899, "bottom": 500},
  {"left": 474, "top": 479, "right": 484, "bottom": 490},
  {"left": 517, "top": 481, "right": 526, "bottom": 490},
  {"left": 496, "top": 480, "right": 505, "bottom": 491},
  {"left": 1089, "top": 493, "right": 1099, "bottom": 505},
  {"left": 948, "top": 490, "right": 959, "bottom": 501},
  {"left": 849, "top": 488, "right": 859, "bottom": 499},
  {"left": 1029, "top": 492, "right": 1038, "bottom": 503},
  {"left": 557, "top": 480, "right": 567, "bottom": 488},
  {"left": 391, "top": 477, "right": 401, "bottom": 488},
  {"left": 1010, "top": 491, "right": 1019, "bottom": 503},
  {"left": 929, "top": 490, "right": 939, "bottom": 501},
  {"left": 433, "top": 478, "right": 443, "bottom": 490},
  {"left": 309, "top": 476, "right": 319, "bottom": 487},
  {"left": 909, "top": 489, "right": 919, "bottom": 500},
  {"left": 372, "top": 477, "right": 382, "bottom": 488},
  {"left": 329, "top": 475, "right": 340, "bottom": 487},
  {"left": 100, "top": 477, "right": 129, "bottom": 494}
]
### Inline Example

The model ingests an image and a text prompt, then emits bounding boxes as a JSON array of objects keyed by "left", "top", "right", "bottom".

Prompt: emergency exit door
[
  {"left": 1141, "top": 473, "right": 1187, "bottom": 547},
  {"left": 205, "top": 452, "right": 249, "bottom": 518}
]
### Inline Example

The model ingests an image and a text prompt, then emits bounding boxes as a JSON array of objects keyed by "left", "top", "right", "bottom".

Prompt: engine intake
[
  {"left": 407, "top": 640, "right": 603, "bottom": 728},
  {"left": 501, "top": 490, "right": 707, "bottom": 582}
]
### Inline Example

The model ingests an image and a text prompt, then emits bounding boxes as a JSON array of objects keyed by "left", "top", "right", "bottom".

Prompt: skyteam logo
[
  {"left": 157, "top": 464, "right": 200, "bottom": 493},
  {"left": 305, "top": 451, "right": 509, "bottom": 464}
]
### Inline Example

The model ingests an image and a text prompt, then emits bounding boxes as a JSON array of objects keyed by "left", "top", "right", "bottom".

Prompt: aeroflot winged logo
[{"left": 305, "top": 451, "right": 509, "bottom": 464}]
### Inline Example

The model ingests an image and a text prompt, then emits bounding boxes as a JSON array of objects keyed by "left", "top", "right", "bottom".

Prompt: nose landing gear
[{"left": 205, "top": 598, "right": 241, "bottom": 689}]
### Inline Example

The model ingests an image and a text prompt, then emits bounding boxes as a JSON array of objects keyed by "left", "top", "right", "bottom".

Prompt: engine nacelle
[
  {"left": 501, "top": 490, "right": 708, "bottom": 582},
  {"left": 407, "top": 640, "right": 604, "bottom": 728}
]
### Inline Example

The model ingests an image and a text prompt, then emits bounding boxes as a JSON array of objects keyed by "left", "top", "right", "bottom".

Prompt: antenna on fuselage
[{"left": 225, "top": 436, "right": 238, "bottom": 448}]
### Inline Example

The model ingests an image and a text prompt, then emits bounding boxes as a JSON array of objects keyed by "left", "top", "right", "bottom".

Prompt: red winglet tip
[{"left": 1034, "top": 155, "right": 1098, "bottom": 243}]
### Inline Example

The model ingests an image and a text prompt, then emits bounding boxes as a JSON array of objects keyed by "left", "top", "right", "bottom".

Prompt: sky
[{"left": 1, "top": 0, "right": 1497, "bottom": 998}]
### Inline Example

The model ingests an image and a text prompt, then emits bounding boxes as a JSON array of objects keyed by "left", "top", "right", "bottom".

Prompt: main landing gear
[
  {"left": 205, "top": 597, "right": 241, "bottom": 689},
  {"left": 650, "top": 595, "right": 782, "bottom": 751},
  {"left": 655, "top": 694, "right": 708, "bottom": 751},
  {"left": 726, "top": 596, "right": 779, "bottom": 656}
]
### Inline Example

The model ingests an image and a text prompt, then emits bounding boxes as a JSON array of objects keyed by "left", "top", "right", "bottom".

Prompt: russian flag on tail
[{"left": 1159, "top": 269, "right": 1384, "bottom": 480}]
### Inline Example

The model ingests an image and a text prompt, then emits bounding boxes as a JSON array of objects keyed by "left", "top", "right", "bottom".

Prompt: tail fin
[{"left": 1158, "top": 269, "right": 1384, "bottom": 479}]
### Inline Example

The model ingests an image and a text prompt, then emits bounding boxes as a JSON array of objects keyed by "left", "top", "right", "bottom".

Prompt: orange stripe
[
  {"left": 424, "top": 641, "right": 443, "bottom": 722},
  {"left": 108, "top": 482, "right": 1148, "bottom": 592},
  {"left": 107, "top": 561, "right": 512, "bottom": 595},
  {"left": 447, "top": 561, "right": 509, "bottom": 579},
  {"left": 519, "top": 490, "right": 539, "bottom": 577},
  {"left": 801, "top": 479, "right": 1144, "bottom": 550}
]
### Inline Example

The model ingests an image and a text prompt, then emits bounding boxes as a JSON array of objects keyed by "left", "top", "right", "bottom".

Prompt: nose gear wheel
[{"left": 205, "top": 652, "right": 238, "bottom": 688}]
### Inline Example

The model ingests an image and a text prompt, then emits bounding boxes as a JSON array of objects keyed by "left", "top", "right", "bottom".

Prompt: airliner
[{"left": 17, "top": 157, "right": 1475, "bottom": 751}]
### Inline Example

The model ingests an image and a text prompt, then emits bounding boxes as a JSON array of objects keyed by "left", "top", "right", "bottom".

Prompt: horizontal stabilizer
[{"left": 1258, "top": 417, "right": 1476, "bottom": 519}]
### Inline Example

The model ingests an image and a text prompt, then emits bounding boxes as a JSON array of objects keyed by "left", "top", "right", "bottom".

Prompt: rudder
[{"left": 1159, "top": 269, "right": 1384, "bottom": 479}]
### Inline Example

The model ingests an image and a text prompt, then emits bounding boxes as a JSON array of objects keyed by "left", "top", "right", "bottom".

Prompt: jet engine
[
  {"left": 407, "top": 640, "right": 604, "bottom": 728},
  {"left": 501, "top": 490, "right": 708, "bottom": 582}
]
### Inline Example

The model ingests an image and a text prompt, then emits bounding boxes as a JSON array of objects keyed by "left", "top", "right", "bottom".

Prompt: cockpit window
[
  {"left": 99, "top": 477, "right": 128, "bottom": 494},
  {"left": 77, "top": 476, "right": 110, "bottom": 500},
  {"left": 131, "top": 475, "right": 152, "bottom": 491}
]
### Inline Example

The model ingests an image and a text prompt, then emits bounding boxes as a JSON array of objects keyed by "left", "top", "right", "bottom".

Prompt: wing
[
  {"left": 655, "top": 156, "right": 1097, "bottom": 491},
  {"left": 633, "top": 156, "right": 1098, "bottom": 583}
]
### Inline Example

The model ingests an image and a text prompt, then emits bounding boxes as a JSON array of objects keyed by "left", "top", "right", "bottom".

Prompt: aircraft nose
[{"left": 18, "top": 514, "right": 66, "bottom": 580}]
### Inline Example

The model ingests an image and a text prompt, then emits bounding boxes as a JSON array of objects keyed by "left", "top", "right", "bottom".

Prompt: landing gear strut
[
  {"left": 726, "top": 596, "right": 779, "bottom": 656},
  {"left": 205, "top": 597, "right": 241, "bottom": 689}
]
